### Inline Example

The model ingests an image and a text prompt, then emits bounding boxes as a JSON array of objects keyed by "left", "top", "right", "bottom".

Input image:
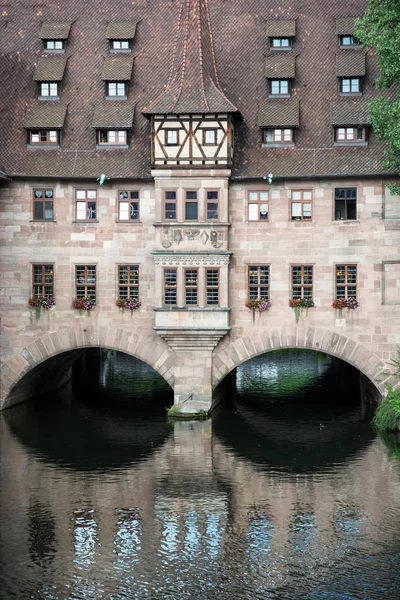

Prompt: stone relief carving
[
  {"left": 200, "top": 230, "right": 209, "bottom": 245},
  {"left": 161, "top": 227, "right": 173, "bottom": 248},
  {"left": 183, "top": 229, "right": 200, "bottom": 240},
  {"left": 153, "top": 255, "right": 230, "bottom": 267},
  {"left": 174, "top": 229, "right": 183, "bottom": 244},
  {"left": 210, "top": 230, "right": 223, "bottom": 248}
]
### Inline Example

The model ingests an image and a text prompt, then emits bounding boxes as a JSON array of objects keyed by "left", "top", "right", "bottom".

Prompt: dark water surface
[{"left": 1, "top": 350, "right": 400, "bottom": 600}]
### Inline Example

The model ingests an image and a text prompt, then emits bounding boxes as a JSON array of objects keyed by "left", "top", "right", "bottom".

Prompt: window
[
  {"left": 335, "top": 127, "right": 366, "bottom": 143},
  {"left": 44, "top": 40, "right": 64, "bottom": 51},
  {"left": 248, "top": 191, "right": 269, "bottom": 221},
  {"left": 106, "top": 82, "right": 127, "bottom": 98},
  {"left": 164, "top": 191, "right": 177, "bottom": 220},
  {"left": 206, "top": 191, "right": 219, "bottom": 220},
  {"left": 33, "top": 189, "right": 54, "bottom": 220},
  {"left": 249, "top": 266, "right": 269, "bottom": 300},
  {"left": 165, "top": 130, "right": 179, "bottom": 145},
  {"left": 75, "top": 190, "right": 97, "bottom": 221},
  {"left": 203, "top": 129, "right": 217, "bottom": 145},
  {"left": 40, "top": 82, "right": 58, "bottom": 98},
  {"left": 164, "top": 269, "right": 177, "bottom": 305},
  {"left": 340, "top": 78, "right": 360, "bottom": 94},
  {"left": 291, "top": 190, "right": 312, "bottom": 221},
  {"left": 340, "top": 35, "right": 359, "bottom": 47},
  {"left": 32, "top": 265, "right": 54, "bottom": 297},
  {"left": 185, "top": 269, "right": 198, "bottom": 305},
  {"left": 271, "top": 38, "right": 291, "bottom": 49},
  {"left": 118, "top": 265, "right": 139, "bottom": 299},
  {"left": 292, "top": 266, "right": 313, "bottom": 299},
  {"left": 76, "top": 266, "right": 96, "bottom": 299},
  {"left": 185, "top": 191, "right": 198, "bottom": 220},
  {"left": 118, "top": 191, "right": 139, "bottom": 221},
  {"left": 336, "top": 265, "right": 357, "bottom": 299},
  {"left": 270, "top": 80, "right": 289, "bottom": 96},
  {"left": 98, "top": 130, "right": 127, "bottom": 145},
  {"left": 263, "top": 128, "right": 293, "bottom": 144},
  {"left": 29, "top": 130, "right": 59, "bottom": 145},
  {"left": 111, "top": 40, "right": 131, "bottom": 51},
  {"left": 335, "top": 188, "right": 357, "bottom": 220},
  {"left": 206, "top": 269, "right": 219, "bottom": 305}
]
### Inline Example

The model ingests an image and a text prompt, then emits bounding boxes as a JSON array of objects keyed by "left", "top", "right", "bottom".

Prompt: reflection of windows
[
  {"left": 33, "top": 188, "right": 54, "bottom": 220},
  {"left": 164, "top": 268, "right": 177, "bottom": 305},
  {"left": 291, "top": 190, "right": 312, "bottom": 221},
  {"left": 118, "top": 265, "right": 139, "bottom": 299},
  {"left": 185, "top": 269, "right": 198, "bottom": 305},
  {"left": 335, "top": 188, "right": 357, "bottom": 220},
  {"left": 75, "top": 189, "right": 97, "bottom": 221},
  {"left": 73, "top": 509, "right": 98, "bottom": 567},
  {"left": 40, "top": 82, "right": 58, "bottom": 98},
  {"left": 270, "top": 79, "right": 289, "bottom": 96},
  {"left": 32, "top": 264, "right": 54, "bottom": 297},
  {"left": 248, "top": 191, "right": 269, "bottom": 221},
  {"left": 206, "top": 191, "right": 219, "bottom": 220},
  {"left": 185, "top": 191, "right": 198, "bottom": 220},
  {"left": 249, "top": 266, "right": 269, "bottom": 299},
  {"left": 76, "top": 266, "right": 96, "bottom": 299},
  {"left": 164, "top": 191, "right": 177, "bottom": 220},
  {"left": 206, "top": 269, "right": 219, "bottom": 305},
  {"left": 115, "top": 509, "right": 142, "bottom": 566},
  {"left": 292, "top": 265, "right": 313, "bottom": 299},
  {"left": 29, "top": 130, "right": 59, "bottom": 145},
  {"left": 336, "top": 265, "right": 357, "bottom": 299},
  {"left": 28, "top": 503, "right": 56, "bottom": 566},
  {"left": 118, "top": 190, "right": 139, "bottom": 220}
]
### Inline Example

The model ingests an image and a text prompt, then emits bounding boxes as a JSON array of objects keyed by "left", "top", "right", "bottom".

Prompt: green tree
[{"left": 355, "top": 1, "right": 400, "bottom": 193}]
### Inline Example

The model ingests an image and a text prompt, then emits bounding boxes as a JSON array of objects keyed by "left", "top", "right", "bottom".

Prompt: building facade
[{"left": 0, "top": 0, "right": 399, "bottom": 414}]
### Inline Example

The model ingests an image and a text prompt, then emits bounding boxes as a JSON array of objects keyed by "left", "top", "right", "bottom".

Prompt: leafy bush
[{"left": 373, "top": 386, "right": 400, "bottom": 431}]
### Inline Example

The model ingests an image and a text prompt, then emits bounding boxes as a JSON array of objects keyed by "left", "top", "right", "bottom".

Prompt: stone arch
[
  {"left": 212, "top": 326, "right": 393, "bottom": 396},
  {"left": 0, "top": 325, "right": 175, "bottom": 409}
]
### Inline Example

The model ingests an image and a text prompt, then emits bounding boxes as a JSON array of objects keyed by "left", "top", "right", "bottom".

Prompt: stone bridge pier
[{"left": 0, "top": 321, "right": 394, "bottom": 415}]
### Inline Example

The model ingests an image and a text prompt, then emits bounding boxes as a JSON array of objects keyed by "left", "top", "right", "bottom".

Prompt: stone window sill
[
  {"left": 261, "top": 143, "right": 295, "bottom": 148},
  {"left": 96, "top": 144, "right": 129, "bottom": 150},
  {"left": 155, "top": 306, "right": 231, "bottom": 312},
  {"left": 116, "top": 220, "right": 142, "bottom": 224},
  {"left": 106, "top": 96, "right": 128, "bottom": 101},
  {"left": 44, "top": 49, "right": 65, "bottom": 54},
  {"left": 72, "top": 220, "right": 99, "bottom": 224},
  {"left": 29, "top": 219, "right": 57, "bottom": 223},
  {"left": 339, "top": 92, "right": 362, "bottom": 97},
  {"left": 27, "top": 145, "right": 60, "bottom": 150},
  {"left": 334, "top": 142, "right": 368, "bottom": 147},
  {"left": 334, "top": 219, "right": 360, "bottom": 224},
  {"left": 268, "top": 94, "right": 291, "bottom": 99},
  {"left": 38, "top": 96, "right": 60, "bottom": 101}
]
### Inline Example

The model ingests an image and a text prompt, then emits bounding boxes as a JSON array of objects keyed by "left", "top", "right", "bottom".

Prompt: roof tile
[
  {"left": 266, "top": 20, "right": 296, "bottom": 38},
  {"left": 106, "top": 22, "right": 137, "bottom": 40},
  {"left": 265, "top": 53, "right": 295, "bottom": 79},
  {"left": 257, "top": 100, "right": 299, "bottom": 128},
  {"left": 92, "top": 104, "right": 135, "bottom": 128},
  {"left": 336, "top": 17, "right": 358, "bottom": 36},
  {"left": 39, "top": 22, "right": 71, "bottom": 40},
  {"left": 336, "top": 52, "right": 366, "bottom": 77},
  {"left": 101, "top": 56, "right": 134, "bottom": 81},
  {"left": 331, "top": 101, "right": 370, "bottom": 126},
  {"left": 23, "top": 104, "right": 67, "bottom": 129},
  {"left": 33, "top": 56, "right": 67, "bottom": 81}
]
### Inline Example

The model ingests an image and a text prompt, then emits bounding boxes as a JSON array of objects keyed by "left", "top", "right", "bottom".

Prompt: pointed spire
[{"left": 143, "top": 0, "right": 237, "bottom": 115}]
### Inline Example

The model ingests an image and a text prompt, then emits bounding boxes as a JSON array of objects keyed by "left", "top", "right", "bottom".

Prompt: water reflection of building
[{"left": 1, "top": 417, "right": 400, "bottom": 597}]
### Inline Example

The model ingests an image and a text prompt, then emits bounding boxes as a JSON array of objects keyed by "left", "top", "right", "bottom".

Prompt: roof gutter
[
  {"left": 230, "top": 172, "right": 398, "bottom": 181},
  {"left": 8, "top": 174, "right": 154, "bottom": 181}
]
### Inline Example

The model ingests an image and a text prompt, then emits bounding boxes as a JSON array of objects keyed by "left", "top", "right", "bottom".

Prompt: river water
[{"left": 1, "top": 349, "right": 400, "bottom": 600}]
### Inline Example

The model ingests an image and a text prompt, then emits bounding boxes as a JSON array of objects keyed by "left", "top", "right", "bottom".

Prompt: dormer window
[
  {"left": 29, "top": 130, "right": 59, "bottom": 146},
  {"left": 340, "top": 35, "right": 359, "bottom": 47},
  {"left": 111, "top": 40, "right": 131, "bottom": 51},
  {"left": 97, "top": 130, "right": 127, "bottom": 146},
  {"left": 106, "top": 82, "right": 127, "bottom": 99},
  {"left": 40, "top": 82, "right": 59, "bottom": 99},
  {"left": 270, "top": 80, "right": 290, "bottom": 96},
  {"left": 263, "top": 128, "right": 294, "bottom": 145},
  {"left": 271, "top": 38, "right": 291, "bottom": 49},
  {"left": 340, "top": 78, "right": 361, "bottom": 94},
  {"left": 334, "top": 127, "right": 367, "bottom": 145},
  {"left": 44, "top": 40, "right": 65, "bottom": 52}
]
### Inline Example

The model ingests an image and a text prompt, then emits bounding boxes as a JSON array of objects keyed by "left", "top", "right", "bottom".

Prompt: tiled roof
[
  {"left": 266, "top": 20, "right": 296, "bottom": 38},
  {"left": 0, "top": 0, "right": 396, "bottom": 179},
  {"left": 143, "top": 0, "right": 238, "bottom": 115},
  {"left": 33, "top": 57, "right": 67, "bottom": 81},
  {"left": 92, "top": 104, "right": 135, "bottom": 128},
  {"left": 257, "top": 100, "right": 299, "bottom": 128},
  {"left": 101, "top": 56, "right": 134, "bottom": 81},
  {"left": 331, "top": 101, "right": 370, "bottom": 125},
  {"left": 265, "top": 53, "right": 295, "bottom": 79},
  {"left": 106, "top": 22, "right": 137, "bottom": 40},
  {"left": 39, "top": 22, "right": 71, "bottom": 40},
  {"left": 23, "top": 104, "right": 67, "bottom": 129},
  {"left": 336, "top": 17, "right": 357, "bottom": 35},
  {"left": 336, "top": 52, "right": 366, "bottom": 77}
]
